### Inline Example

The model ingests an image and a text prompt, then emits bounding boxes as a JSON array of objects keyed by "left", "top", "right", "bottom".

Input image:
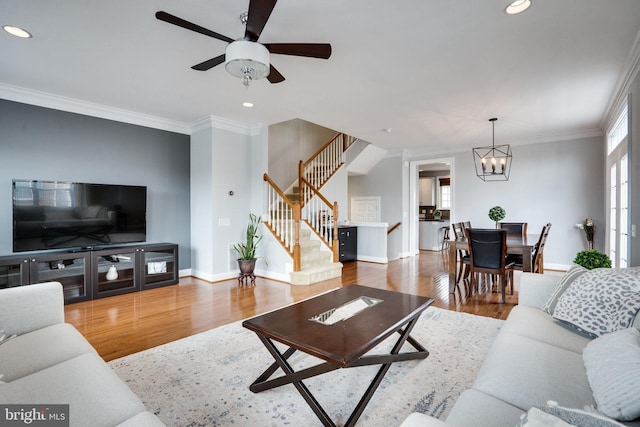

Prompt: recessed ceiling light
[
  {"left": 381, "top": 128, "right": 392, "bottom": 133},
  {"left": 3, "top": 25, "right": 32, "bottom": 38},
  {"left": 242, "top": 102, "right": 254, "bottom": 108},
  {"left": 505, "top": 0, "right": 531, "bottom": 15}
]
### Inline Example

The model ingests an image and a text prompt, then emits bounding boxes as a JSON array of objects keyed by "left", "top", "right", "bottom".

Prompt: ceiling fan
[{"left": 155, "top": 0, "right": 332, "bottom": 87}]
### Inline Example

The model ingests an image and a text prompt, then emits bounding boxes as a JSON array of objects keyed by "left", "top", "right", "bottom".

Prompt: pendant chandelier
[{"left": 472, "top": 118, "right": 512, "bottom": 181}]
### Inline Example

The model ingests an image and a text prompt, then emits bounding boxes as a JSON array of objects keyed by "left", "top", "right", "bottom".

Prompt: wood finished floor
[{"left": 64, "top": 250, "right": 520, "bottom": 362}]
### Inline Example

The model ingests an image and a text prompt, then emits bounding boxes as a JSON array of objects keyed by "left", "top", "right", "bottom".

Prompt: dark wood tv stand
[{"left": 0, "top": 243, "right": 179, "bottom": 304}]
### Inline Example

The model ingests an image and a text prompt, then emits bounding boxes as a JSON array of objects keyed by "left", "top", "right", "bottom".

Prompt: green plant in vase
[
  {"left": 573, "top": 250, "right": 611, "bottom": 270},
  {"left": 233, "top": 213, "right": 263, "bottom": 276},
  {"left": 488, "top": 206, "right": 506, "bottom": 227}
]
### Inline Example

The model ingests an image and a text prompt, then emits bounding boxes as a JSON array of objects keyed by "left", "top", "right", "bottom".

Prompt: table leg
[
  {"left": 448, "top": 242, "right": 457, "bottom": 293},
  {"left": 249, "top": 316, "right": 429, "bottom": 427},
  {"left": 522, "top": 248, "right": 533, "bottom": 272},
  {"left": 344, "top": 316, "right": 426, "bottom": 427}
]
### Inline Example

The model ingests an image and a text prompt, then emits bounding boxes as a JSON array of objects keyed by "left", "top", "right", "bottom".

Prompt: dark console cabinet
[
  {"left": 338, "top": 226, "right": 358, "bottom": 262},
  {"left": 0, "top": 243, "right": 178, "bottom": 303},
  {"left": 92, "top": 243, "right": 179, "bottom": 299},
  {"left": 0, "top": 252, "right": 91, "bottom": 303}
]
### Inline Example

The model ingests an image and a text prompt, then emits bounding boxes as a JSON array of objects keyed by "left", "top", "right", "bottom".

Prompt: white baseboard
[
  {"left": 178, "top": 269, "right": 192, "bottom": 277},
  {"left": 356, "top": 255, "right": 388, "bottom": 264},
  {"left": 543, "top": 263, "right": 571, "bottom": 272}
]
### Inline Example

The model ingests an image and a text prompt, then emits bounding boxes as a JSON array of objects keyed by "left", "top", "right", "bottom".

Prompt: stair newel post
[
  {"left": 332, "top": 202, "right": 339, "bottom": 262},
  {"left": 293, "top": 202, "right": 301, "bottom": 271}
]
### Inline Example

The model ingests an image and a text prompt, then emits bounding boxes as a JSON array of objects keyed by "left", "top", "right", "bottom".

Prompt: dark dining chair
[
  {"left": 508, "top": 223, "right": 551, "bottom": 274},
  {"left": 451, "top": 222, "right": 471, "bottom": 294},
  {"left": 498, "top": 222, "right": 528, "bottom": 236},
  {"left": 466, "top": 228, "right": 514, "bottom": 303}
]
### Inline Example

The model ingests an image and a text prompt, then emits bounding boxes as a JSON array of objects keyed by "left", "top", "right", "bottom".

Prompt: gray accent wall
[{"left": 0, "top": 99, "right": 191, "bottom": 268}]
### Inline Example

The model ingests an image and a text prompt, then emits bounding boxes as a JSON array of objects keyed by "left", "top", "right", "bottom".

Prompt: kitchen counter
[{"left": 419, "top": 220, "right": 450, "bottom": 251}]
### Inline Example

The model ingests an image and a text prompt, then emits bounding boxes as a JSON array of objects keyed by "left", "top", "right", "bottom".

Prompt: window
[
  {"left": 606, "top": 105, "right": 629, "bottom": 268},
  {"left": 439, "top": 178, "right": 451, "bottom": 209},
  {"left": 608, "top": 105, "right": 628, "bottom": 154}
]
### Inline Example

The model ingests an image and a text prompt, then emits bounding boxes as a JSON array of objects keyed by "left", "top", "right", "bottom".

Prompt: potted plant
[
  {"left": 433, "top": 210, "right": 442, "bottom": 220},
  {"left": 488, "top": 206, "right": 506, "bottom": 227},
  {"left": 233, "top": 213, "right": 263, "bottom": 276},
  {"left": 573, "top": 249, "right": 612, "bottom": 270}
]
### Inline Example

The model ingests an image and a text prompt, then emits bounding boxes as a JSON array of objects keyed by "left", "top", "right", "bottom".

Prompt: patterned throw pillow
[
  {"left": 542, "top": 265, "right": 588, "bottom": 315},
  {"left": 552, "top": 267, "right": 640, "bottom": 338},
  {"left": 520, "top": 401, "right": 626, "bottom": 427},
  {"left": 582, "top": 328, "right": 640, "bottom": 421}
]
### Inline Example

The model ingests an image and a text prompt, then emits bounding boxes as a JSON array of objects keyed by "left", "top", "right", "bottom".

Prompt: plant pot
[{"left": 237, "top": 259, "right": 256, "bottom": 275}]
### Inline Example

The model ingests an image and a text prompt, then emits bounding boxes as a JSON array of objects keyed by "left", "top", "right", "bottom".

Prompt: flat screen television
[{"left": 12, "top": 179, "right": 147, "bottom": 252}]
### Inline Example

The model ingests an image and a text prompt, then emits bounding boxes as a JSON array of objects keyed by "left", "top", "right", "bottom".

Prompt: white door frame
[{"left": 408, "top": 157, "right": 454, "bottom": 256}]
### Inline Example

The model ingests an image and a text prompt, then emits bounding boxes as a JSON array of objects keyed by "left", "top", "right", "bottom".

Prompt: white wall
[
  {"left": 190, "top": 120, "right": 264, "bottom": 281},
  {"left": 348, "top": 157, "right": 404, "bottom": 260},
  {"left": 268, "top": 119, "right": 337, "bottom": 189},
  {"left": 407, "top": 135, "right": 605, "bottom": 269}
]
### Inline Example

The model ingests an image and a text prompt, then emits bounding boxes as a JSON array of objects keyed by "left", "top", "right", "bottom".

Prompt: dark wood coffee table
[{"left": 242, "top": 284, "right": 434, "bottom": 427}]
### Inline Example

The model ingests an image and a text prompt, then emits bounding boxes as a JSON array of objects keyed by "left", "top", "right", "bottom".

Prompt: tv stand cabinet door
[
  {"left": 29, "top": 252, "right": 92, "bottom": 303},
  {"left": 139, "top": 244, "right": 179, "bottom": 290},
  {"left": 0, "top": 256, "right": 31, "bottom": 289},
  {"left": 91, "top": 248, "right": 140, "bottom": 298}
]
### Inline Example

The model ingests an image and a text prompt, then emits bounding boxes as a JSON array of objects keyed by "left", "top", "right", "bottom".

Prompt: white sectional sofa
[
  {"left": 0, "top": 281, "right": 165, "bottom": 427},
  {"left": 401, "top": 269, "right": 640, "bottom": 427}
]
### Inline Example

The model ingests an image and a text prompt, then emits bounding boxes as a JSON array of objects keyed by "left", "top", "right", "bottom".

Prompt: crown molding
[
  {"left": 0, "top": 83, "right": 193, "bottom": 135},
  {"left": 400, "top": 127, "right": 604, "bottom": 159},
  {"left": 189, "top": 115, "right": 262, "bottom": 136},
  {"left": 602, "top": 28, "right": 640, "bottom": 130}
]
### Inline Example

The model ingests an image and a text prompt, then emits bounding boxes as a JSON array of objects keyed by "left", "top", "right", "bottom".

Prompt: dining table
[{"left": 448, "top": 233, "right": 540, "bottom": 294}]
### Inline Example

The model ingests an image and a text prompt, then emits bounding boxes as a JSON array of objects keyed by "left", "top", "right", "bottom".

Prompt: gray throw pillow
[
  {"left": 552, "top": 267, "right": 640, "bottom": 338},
  {"left": 541, "top": 265, "right": 588, "bottom": 315},
  {"left": 521, "top": 401, "right": 626, "bottom": 427},
  {"left": 583, "top": 327, "right": 640, "bottom": 421}
]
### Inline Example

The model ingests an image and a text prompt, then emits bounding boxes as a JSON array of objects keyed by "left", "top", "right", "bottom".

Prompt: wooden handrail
[
  {"left": 300, "top": 176, "right": 334, "bottom": 207},
  {"left": 388, "top": 221, "right": 402, "bottom": 235},
  {"left": 301, "top": 132, "right": 342, "bottom": 169},
  {"left": 263, "top": 173, "right": 290, "bottom": 202}
]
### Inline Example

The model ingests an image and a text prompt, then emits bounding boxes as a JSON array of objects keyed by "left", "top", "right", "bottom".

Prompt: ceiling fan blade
[
  {"left": 156, "top": 11, "right": 234, "bottom": 44},
  {"left": 191, "top": 54, "right": 226, "bottom": 71},
  {"left": 263, "top": 43, "right": 332, "bottom": 59},
  {"left": 244, "top": 0, "right": 277, "bottom": 42},
  {"left": 267, "top": 65, "right": 285, "bottom": 83}
]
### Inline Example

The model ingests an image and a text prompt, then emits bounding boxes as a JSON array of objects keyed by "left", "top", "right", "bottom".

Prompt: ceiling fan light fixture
[
  {"left": 3, "top": 25, "right": 32, "bottom": 38},
  {"left": 506, "top": 0, "right": 531, "bottom": 15},
  {"left": 225, "top": 40, "right": 270, "bottom": 87}
]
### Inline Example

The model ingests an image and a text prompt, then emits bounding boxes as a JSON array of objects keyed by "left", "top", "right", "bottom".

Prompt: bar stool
[{"left": 441, "top": 226, "right": 450, "bottom": 251}]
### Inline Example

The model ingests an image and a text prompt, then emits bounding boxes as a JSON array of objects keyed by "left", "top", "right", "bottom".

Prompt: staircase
[
  {"left": 290, "top": 228, "right": 342, "bottom": 285},
  {"left": 263, "top": 132, "right": 356, "bottom": 285}
]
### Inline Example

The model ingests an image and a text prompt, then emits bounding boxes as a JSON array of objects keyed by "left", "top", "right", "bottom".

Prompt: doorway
[{"left": 409, "top": 158, "right": 454, "bottom": 256}]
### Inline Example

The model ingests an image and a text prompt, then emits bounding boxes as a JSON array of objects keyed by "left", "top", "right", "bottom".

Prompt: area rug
[{"left": 109, "top": 307, "right": 503, "bottom": 427}]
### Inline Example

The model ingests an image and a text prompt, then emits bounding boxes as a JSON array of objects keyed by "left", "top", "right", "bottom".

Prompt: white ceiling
[{"left": 1, "top": 0, "right": 639, "bottom": 155}]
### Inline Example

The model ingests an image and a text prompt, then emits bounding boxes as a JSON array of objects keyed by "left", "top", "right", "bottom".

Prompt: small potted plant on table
[{"left": 488, "top": 206, "right": 506, "bottom": 228}]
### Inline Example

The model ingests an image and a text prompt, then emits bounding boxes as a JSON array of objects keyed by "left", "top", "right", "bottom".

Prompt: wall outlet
[
  {"left": 632, "top": 224, "right": 636, "bottom": 237},
  {"left": 218, "top": 218, "right": 231, "bottom": 227}
]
